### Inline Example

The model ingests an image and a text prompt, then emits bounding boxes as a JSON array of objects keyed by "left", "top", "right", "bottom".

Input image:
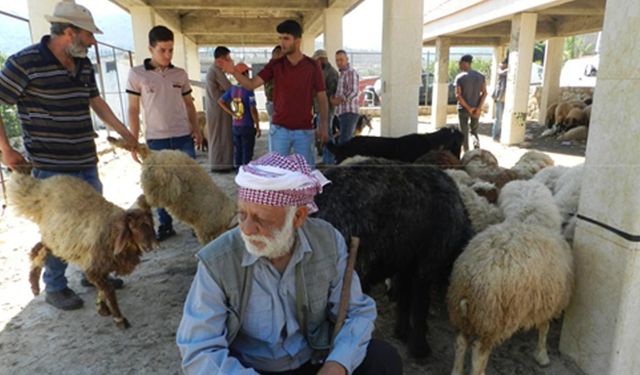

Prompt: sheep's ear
[{"left": 114, "top": 214, "right": 132, "bottom": 255}]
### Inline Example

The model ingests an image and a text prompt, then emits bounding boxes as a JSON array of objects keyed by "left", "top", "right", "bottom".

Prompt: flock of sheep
[
  {"left": 542, "top": 98, "right": 593, "bottom": 141},
  {"left": 6, "top": 126, "right": 586, "bottom": 374}
]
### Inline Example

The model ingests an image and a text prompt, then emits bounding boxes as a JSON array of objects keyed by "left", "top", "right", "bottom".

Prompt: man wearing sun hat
[
  {"left": 177, "top": 152, "right": 402, "bottom": 375},
  {"left": 0, "top": 0, "right": 138, "bottom": 311}
]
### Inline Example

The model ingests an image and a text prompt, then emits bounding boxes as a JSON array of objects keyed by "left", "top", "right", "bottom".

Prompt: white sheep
[
  {"left": 108, "top": 137, "right": 237, "bottom": 245},
  {"left": 552, "top": 164, "right": 584, "bottom": 243},
  {"left": 532, "top": 165, "right": 569, "bottom": 193},
  {"left": 7, "top": 171, "right": 157, "bottom": 329},
  {"left": 445, "top": 169, "right": 503, "bottom": 233},
  {"left": 448, "top": 180, "right": 574, "bottom": 375},
  {"left": 510, "top": 151, "right": 555, "bottom": 180}
]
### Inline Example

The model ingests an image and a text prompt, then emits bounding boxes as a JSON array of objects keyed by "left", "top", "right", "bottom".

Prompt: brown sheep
[
  {"left": 414, "top": 150, "right": 463, "bottom": 169},
  {"left": 108, "top": 136, "right": 237, "bottom": 245},
  {"left": 563, "top": 107, "right": 588, "bottom": 130},
  {"left": 196, "top": 111, "right": 208, "bottom": 152},
  {"left": 555, "top": 100, "right": 586, "bottom": 129},
  {"left": 7, "top": 172, "right": 157, "bottom": 329},
  {"left": 544, "top": 102, "right": 558, "bottom": 128}
]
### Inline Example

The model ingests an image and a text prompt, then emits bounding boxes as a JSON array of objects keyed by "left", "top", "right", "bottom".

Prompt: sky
[{"left": 0, "top": 0, "right": 403, "bottom": 52}]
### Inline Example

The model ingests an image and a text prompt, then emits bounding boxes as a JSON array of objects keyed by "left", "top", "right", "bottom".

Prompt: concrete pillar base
[
  {"left": 323, "top": 8, "right": 344, "bottom": 61},
  {"left": 381, "top": 0, "right": 424, "bottom": 136},
  {"left": 431, "top": 37, "right": 450, "bottom": 129},
  {"left": 559, "top": 2, "right": 640, "bottom": 374},
  {"left": 501, "top": 12, "right": 537, "bottom": 145},
  {"left": 538, "top": 37, "right": 564, "bottom": 126}
]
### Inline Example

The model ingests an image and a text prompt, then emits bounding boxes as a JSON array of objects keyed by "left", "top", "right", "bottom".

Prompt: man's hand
[
  {"left": 255, "top": 125, "right": 262, "bottom": 138},
  {"left": 316, "top": 126, "right": 329, "bottom": 145},
  {"left": 317, "top": 361, "right": 347, "bottom": 375},
  {"left": 470, "top": 107, "right": 481, "bottom": 118},
  {"left": 1, "top": 147, "right": 27, "bottom": 171},
  {"left": 330, "top": 97, "right": 343, "bottom": 107},
  {"left": 216, "top": 56, "right": 236, "bottom": 74},
  {"left": 192, "top": 129, "right": 204, "bottom": 149}
]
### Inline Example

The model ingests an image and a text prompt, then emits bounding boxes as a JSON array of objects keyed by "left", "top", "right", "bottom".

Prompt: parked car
[{"left": 361, "top": 73, "right": 457, "bottom": 107}]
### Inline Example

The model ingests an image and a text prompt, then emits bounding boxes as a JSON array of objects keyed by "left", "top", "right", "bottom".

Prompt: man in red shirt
[{"left": 218, "top": 20, "right": 329, "bottom": 168}]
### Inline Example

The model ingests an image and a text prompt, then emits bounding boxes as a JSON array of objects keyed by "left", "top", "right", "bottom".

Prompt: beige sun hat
[{"left": 45, "top": 0, "right": 103, "bottom": 34}]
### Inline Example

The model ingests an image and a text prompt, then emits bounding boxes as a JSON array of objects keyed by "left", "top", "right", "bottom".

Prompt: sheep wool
[
  {"left": 7, "top": 172, "right": 156, "bottom": 329},
  {"left": 109, "top": 137, "right": 236, "bottom": 245},
  {"left": 448, "top": 179, "right": 574, "bottom": 375}
]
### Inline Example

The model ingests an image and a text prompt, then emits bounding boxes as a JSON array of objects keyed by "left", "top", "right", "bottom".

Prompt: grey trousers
[{"left": 458, "top": 108, "right": 480, "bottom": 151}]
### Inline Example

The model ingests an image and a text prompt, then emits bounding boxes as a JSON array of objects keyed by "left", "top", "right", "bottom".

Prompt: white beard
[
  {"left": 241, "top": 207, "right": 297, "bottom": 259},
  {"left": 67, "top": 35, "right": 89, "bottom": 58}
]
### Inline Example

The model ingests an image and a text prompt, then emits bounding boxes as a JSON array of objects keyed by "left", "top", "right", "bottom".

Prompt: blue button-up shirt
[{"left": 177, "top": 227, "right": 377, "bottom": 374}]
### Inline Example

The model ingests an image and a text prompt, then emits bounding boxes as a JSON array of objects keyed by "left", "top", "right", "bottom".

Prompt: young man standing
[
  {"left": 0, "top": 1, "right": 138, "bottom": 310},
  {"left": 127, "top": 25, "right": 202, "bottom": 241},
  {"left": 217, "top": 63, "right": 261, "bottom": 168},
  {"left": 454, "top": 54, "right": 487, "bottom": 152},
  {"left": 217, "top": 20, "right": 329, "bottom": 168},
  {"left": 331, "top": 50, "right": 360, "bottom": 145}
]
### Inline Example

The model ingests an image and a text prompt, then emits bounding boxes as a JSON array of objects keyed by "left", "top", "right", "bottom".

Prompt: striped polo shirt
[{"left": 0, "top": 35, "right": 100, "bottom": 172}]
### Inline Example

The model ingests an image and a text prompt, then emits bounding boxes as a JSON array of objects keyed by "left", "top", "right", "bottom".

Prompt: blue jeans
[
  {"left": 232, "top": 126, "right": 256, "bottom": 167},
  {"left": 337, "top": 112, "right": 360, "bottom": 145},
  {"left": 492, "top": 101, "right": 504, "bottom": 141},
  {"left": 32, "top": 166, "right": 103, "bottom": 293},
  {"left": 269, "top": 124, "right": 316, "bottom": 169},
  {"left": 147, "top": 135, "right": 196, "bottom": 227},
  {"left": 265, "top": 101, "right": 274, "bottom": 152}
]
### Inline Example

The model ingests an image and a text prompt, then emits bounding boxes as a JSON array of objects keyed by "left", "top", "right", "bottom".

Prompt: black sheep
[
  {"left": 326, "top": 127, "right": 464, "bottom": 164},
  {"left": 314, "top": 158, "right": 473, "bottom": 358}
]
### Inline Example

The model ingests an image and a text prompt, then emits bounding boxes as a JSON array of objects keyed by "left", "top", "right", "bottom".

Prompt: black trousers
[{"left": 259, "top": 339, "right": 403, "bottom": 375}]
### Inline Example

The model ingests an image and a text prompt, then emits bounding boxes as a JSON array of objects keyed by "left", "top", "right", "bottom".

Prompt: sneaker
[
  {"left": 80, "top": 275, "right": 124, "bottom": 289},
  {"left": 45, "top": 287, "right": 84, "bottom": 311},
  {"left": 156, "top": 224, "right": 176, "bottom": 241}
]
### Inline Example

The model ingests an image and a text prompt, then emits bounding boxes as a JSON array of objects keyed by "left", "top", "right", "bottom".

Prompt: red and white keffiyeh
[{"left": 235, "top": 153, "right": 330, "bottom": 213}]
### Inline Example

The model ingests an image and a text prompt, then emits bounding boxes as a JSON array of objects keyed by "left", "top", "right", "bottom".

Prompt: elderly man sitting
[{"left": 177, "top": 153, "right": 402, "bottom": 375}]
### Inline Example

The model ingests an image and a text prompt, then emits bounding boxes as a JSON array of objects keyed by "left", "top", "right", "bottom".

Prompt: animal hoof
[
  {"left": 534, "top": 350, "right": 550, "bottom": 367},
  {"left": 114, "top": 317, "right": 131, "bottom": 329},
  {"left": 96, "top": 303, "right": 111, "bottom": 316}
]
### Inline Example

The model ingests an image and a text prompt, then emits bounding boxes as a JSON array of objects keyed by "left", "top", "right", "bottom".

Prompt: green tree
[
  {"left": 0, "top": 52, "right": 22, "bottom": 139},
  {"left": 564, "top": 36, "right": 595, "bottom": 62}
]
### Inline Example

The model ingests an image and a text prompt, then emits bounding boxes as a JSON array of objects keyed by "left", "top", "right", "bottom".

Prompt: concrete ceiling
[
  {"left": 423, "top": 0, "right": 606, "bottom": 46},
  {"left": 111, "top": 0, "right": 363, "bottom": 46}
]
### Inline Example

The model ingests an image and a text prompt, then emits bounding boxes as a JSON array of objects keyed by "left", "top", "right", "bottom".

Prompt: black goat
[
  {"left": 326, "top": 127, "right": 464, "bottom": 164},
  {"left": 314, "top": 158, "right": 473, "bottom": 358}
]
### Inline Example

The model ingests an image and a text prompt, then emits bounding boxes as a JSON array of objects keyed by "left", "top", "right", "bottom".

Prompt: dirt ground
[{"left": 0, "top": 118, "right": 587, "bottom": 375}]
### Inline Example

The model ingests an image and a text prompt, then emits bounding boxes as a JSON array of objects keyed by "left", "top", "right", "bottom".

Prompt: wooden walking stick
[{"left": 331, "top": 236, "right": 360, "bottom": 344}]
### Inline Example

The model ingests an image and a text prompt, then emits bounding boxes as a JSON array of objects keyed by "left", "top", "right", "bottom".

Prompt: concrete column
[
  {"left": 301, "top": 33, "right": 316, "bottom": 57},
  {"left": 185, "top": 37, "right": 204, "bottom": 111},
  {"left": 559, "top": 1, "right": 640, "bottom": 374},
  {"left": 172, "top": 31, "right": 187, "bottom": 70},
  {"left": 323, "top": 8, "right": 344, "bottom": 62},
  {"left": 500, "top": 13, "right": 537, "bottom": 145},
  {"left": 26, "top": 0, "right": 59, "bottom": 43},
  {"left": 487, "top": 46, "right": 506, "bottom": 119},
  {"left": 129, "top": 6, "right": 156, "bottom": 66},
  {"left": 381, "top": 0, "right": 424, "bottom": 136},
  {"left": 431, "top": 37, "right": 450, "bottom": 129},
  {"left": 538, "top": 37, "right": 564, "bottom": 126}
]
